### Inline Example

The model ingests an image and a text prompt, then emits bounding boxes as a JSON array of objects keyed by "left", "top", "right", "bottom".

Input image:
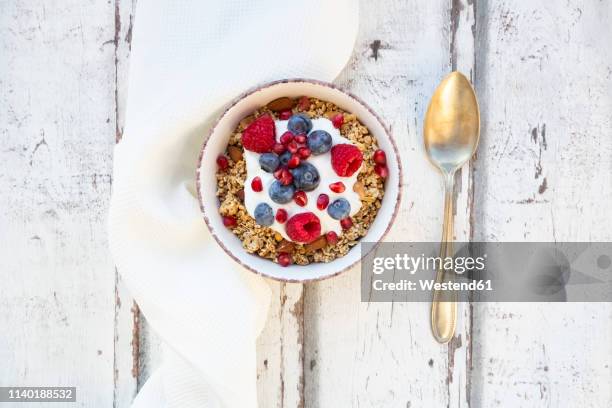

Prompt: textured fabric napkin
[{"left": 108, "top": 1, "right": 358, "bottom": 406}]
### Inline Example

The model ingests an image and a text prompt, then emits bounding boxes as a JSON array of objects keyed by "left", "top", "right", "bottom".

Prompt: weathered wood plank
[
  {"left": 448, "top": 0, "right": 477, "bottom": 407},
  {"left": 113, "top": 0, "right": 139, "bottom": 405},
  {"left": 257, "top": 282, "right": 305, "bottom": 407},
  {"left": 303, "top": 0, "right": 471, "bottom": 406},
  {"left": 110, "top": 0, "right": 307, "bottom": 401},
  {"left": 113, "top": 274, "right": 139, "bottom": 406},
  {"left": 4, "top": 2, "right": 610, "bottom": 407},
  {"left": 471, "top": 1, "right": 612, "bottom": 406},
  {"left": 0, "top": 1, "right": 126, "bottom": 406},
  {"left": 109, "top": 0, "right": 166, "bottom": 396}
]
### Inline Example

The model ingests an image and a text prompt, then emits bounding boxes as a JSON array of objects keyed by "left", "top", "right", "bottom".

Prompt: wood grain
[
  {"left": 111, "top": 0, "right": 166, "bottom": 396},
  {"left": 113, "top": 0, "right": 139, "bottom": 404},
  {"left": 449, "top": 1, "right": 477, "bottom": 406},
  {"left": 2, "top": 1, "right": 611, "bottom": 407},
  {"left": 257, "top": 282, "right": 305, "bottom": 407},
  {"left": 303, "top": 0, "right": 473, "bottom": 406},
  {"left": 471, "top": 1, "right": 612, "bottom": 407},
  {"left": 0, "top": 1, "right": 133, "bottom": 406}
]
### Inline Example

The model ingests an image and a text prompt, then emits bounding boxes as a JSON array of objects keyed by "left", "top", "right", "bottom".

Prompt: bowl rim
[{"left": 196, "top": 78, "right": 403, "bottom": 282}]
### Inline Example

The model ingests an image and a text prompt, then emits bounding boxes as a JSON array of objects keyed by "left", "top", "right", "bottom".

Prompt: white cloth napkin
[{"left": 108, "top": 1, "right": 359, "bottom": 406}]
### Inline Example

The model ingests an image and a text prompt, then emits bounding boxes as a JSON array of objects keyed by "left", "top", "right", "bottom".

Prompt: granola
[{"left": 216, "top": 97, "right": 386, "bottom": 265}]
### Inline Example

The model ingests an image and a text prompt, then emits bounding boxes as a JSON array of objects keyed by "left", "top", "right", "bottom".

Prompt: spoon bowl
[{"left": 424, "top": 72, "right": 480, "bottom": 174}]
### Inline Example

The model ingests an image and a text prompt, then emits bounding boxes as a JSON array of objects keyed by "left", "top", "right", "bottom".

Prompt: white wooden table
[{"left": 2, "top": 1, "right": 611, "bottom": 407}]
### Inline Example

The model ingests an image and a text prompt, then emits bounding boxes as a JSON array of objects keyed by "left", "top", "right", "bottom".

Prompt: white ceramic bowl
[{"left": 197, "top": 79, "right": 402, "bottom": 282}]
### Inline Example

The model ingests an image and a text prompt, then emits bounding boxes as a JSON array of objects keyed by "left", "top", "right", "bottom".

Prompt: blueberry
[
  {"left": 279, "top": 151, "right": 292, "bottom": 167},
  {"left": 259, "top": 152, "right": 280, "bottom": 173},
  {"left": 269, "top": 181, "right": 295, "bottom": 204},
  {"left": 254, "top": 203, "right": 274, "bottom": 226},
  {"left": 287, "top": 113, "right": 312, "bottom": 135},
  {"left": 307, "top": 130, "right": 332, "bottom": 155},
  {"left": 291, "top": 162, "right": 320, "bottom": 192},
  {"left": 327, "top": 198, "right": 351, "bottom": 220}
]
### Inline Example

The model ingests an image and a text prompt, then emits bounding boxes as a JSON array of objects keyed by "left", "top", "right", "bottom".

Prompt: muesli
[{"left": 215, "top": 96, "right": 388, "bottom": 266}]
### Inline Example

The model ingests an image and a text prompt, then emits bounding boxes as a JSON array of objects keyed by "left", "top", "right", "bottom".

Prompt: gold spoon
[{"left": 423, "top": 72, "right": 480, "bottom": 343}]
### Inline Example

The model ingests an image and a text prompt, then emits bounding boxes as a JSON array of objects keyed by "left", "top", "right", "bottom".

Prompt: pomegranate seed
[
  {"left": 329, "top": 181, "right": 346, "bottom": 193},
  {"left": 275, "top": 208, "right": 288, "bottom": 223},
  {"left": 273, "top": 143, "right": 286, "bottom": 154},
  {"left": 325, "top": 231, "right": 338, "bottom": 245},
  {"left": 316, "top": 194, "right": 329, "bottom": 210},
  {"left": 293, "top": 190, "right": 307, "bottom": 206},
  {"left": 288, "top": 154, "right": 301, "bottom": 169},
  {"left": 374, "top": 164, "right": 388, "bottom": 178},
  {"left": 294, "top": 134, "right": 307, "bottom": 144},
  {"left": 278, "top": 252, "right": 292, "bottom": 267},
  {"left": 298, "top": 147, "right": 311, "bottom": 159},
  {"left": 280, "top": 131, "right": 294, "bottom": 145},
  {"left": 251, "top": 176, "right": 263, "bottom": 192},
  {"left": 340, "top": 217, "right": 353, "bottom": 230},
  {"left": 279, "top": 110, "right": 293, "bottom": 120},
  {"left": 373, "top": 149, "right": 387, "bottom": 165},
  {"left": 273, "top": 168, "right": 283, "bottom": 180},
  {"left": 222, "top": 215, "right": 237, "bottom": 228},
  {"left": 287, "top": 141, "right": 299, "bottom": 154},
  {"left": 216, "top": 155, "right": 229, "bottom": 170},
  {"left": 298, "top": 96, "right": 310, "bottom": 111},
  {"left": 331, "top": 114, "right": 344, "bottom": 128},
  {"left": 279, "top": 169, "right": 293, "bottom": 186}
]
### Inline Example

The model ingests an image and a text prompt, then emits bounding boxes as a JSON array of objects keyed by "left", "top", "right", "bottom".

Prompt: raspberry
[
  {"left": 293, "top": 190, "right": 307, "bottom": 206},
  {"left": 251, "top": 176, "right": 263, "bottom": 192},
  {"left": 280, "top": 131, "right": 294, "bottom": 145},
  {"left": 222, "top": 215, "right": 236, "bottom": 228},
  {"left": 373, "top": 149, "right": 386, "bottom": 165},
  {"left": 277, "top": 252, "right": 292, "bottom": 267},
  {"left": 288, "top": 154, "right": 300, "bottom": 169},
  {"left": 374, "top": 164, "right": 388, "bottom": 178},
  {"left": 294, "top": 134, "right": 307, "bottom": 144},
  {"left": 275, "top": 208, "right": 288, "bottom": 223},
  {"left": 329, "top": 181, "right": 345, "bottom": 193},
  {"left": 316, "top": 194, "right": 329, "bottom": 210},
  {"left": 286, "top": 212, "right": 321, "bottom": 243},
  {"left": 298, "top": 147, "right": 311, "bottom": 159},
  {"left": 216, "top": 155, "right": 229, "bottom": 170},
  {"left": 242, "top": 115, "right": 275, "bottom": 153},
  {"left": 331, "top": 114, "right": 344, "bottom": 129},
  {"left": 325, "top": 231, "right": 338, "bottom": 245},
  {"left": 340, "top": 217, "right": 353, "bottom": 230},
  {"left": 279, "top": 110, "right": 293, "bottom": 120},
  {"left": 331, "top": 144, "right": 363, "bottom": 177},
  {"left": 273, "top": 143, "right": 286, "bottom": 154}
]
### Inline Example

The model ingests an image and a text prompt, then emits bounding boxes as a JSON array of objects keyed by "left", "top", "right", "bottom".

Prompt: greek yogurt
[{"left": 243, "top": 118, "right": 362, "bottom": 241}]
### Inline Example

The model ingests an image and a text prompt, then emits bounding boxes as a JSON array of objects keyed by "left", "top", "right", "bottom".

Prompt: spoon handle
[{"left": 431, "top": 173, "right": 457, "bottom": 343}]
